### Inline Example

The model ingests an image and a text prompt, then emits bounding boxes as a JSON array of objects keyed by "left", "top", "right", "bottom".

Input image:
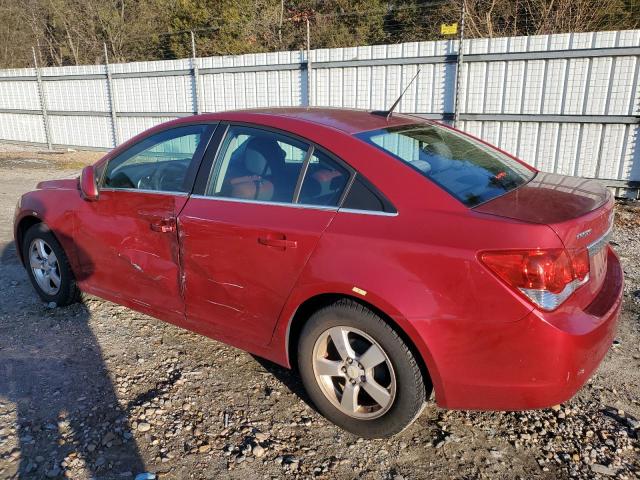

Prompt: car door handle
[
  {"left": 258, "top": 235, "right": 297, "bottom": 249},
  {"left": 150, "top": 217, "right": 176, "bottom": 233}
]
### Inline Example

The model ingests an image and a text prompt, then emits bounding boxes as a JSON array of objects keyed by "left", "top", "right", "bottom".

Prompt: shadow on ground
[
  {"left": 0, "top": 240, "right": 146, "bottom": 479},
  {"left": 251, "top": 355, "right": 316, "bottom": 412}
]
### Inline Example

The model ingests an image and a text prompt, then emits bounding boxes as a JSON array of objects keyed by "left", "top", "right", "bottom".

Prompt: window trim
[
  {"left": 292, "top": 145, "right": 314, "bottom": 204},
  {"left": 98, "top": 122, "right": 217, "bottom": 195},
  {"left": 190, "top": 194, "right": 341, "bottom": 212},
  {"left": 99, "top": 188, "right": 190, "bottom": 197}
]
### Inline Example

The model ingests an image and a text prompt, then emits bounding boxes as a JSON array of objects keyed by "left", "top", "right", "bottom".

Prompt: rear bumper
[{"left": 433, "top": 247, "right": 623, "bottom": 410}]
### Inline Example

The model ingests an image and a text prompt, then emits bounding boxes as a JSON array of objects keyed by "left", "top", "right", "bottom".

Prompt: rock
[
  {"left": 626, "top": 417, "right": 639, "bottom": 430},
  {"left": 198, "top": 444, "right": 211, "bottom": 453},
  {"left": 102, "top": 431, "right": 116, "bottom": 445},
  {"left": 47, "top": 302, "right": 57, "bottom": 309},
  {"left": 137, "top": 422, "right": 151, "bottom": 432},
  {"left": 591, "top": 464, "right": 617, "bottom": 476},
  {"left": 45, "top": 467, "right": 61, "bottom": 478},
  {"left": 490, "top": 449, "right": 503, "bottom": 459},
  {"left": 252, "top": 445, "right": 265, "bottom": 458}
]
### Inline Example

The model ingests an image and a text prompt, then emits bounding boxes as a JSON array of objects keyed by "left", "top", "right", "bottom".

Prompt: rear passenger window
[
  {"left": 207, "top": 126, "right": 309, "bottom": 204},
  {"left": 298, "top": 150, "right": 350, "bottom": 207}
]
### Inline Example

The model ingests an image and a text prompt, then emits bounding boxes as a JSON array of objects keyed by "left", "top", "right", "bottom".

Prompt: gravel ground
[{"left": 0, "top": 145, "right": 638, "bottom": 480}]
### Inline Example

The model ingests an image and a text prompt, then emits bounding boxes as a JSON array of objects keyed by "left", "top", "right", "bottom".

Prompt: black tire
[
  {"left": 298, "top": 299, "right": 429, "bottom": 438},
  {"left": 22, "top": 223, "right": 81, "bottom": 307}
]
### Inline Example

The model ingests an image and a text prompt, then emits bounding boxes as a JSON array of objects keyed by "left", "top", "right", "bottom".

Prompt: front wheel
[
  {"left": 298, "top": 299, "right": 429, "bottom": 438},
  {"left": 23, "top": 223, "right": 81, "bottom": 307}
]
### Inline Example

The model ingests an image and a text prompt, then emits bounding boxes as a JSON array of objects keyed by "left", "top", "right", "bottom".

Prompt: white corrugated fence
[{"left": 0, "top": 30, "right": 638, "bottom": 193}]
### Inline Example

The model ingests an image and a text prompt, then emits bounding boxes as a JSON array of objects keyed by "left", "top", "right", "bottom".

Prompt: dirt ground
[{"left": 0, "top": 144, "right": 638, "bottom": 480}]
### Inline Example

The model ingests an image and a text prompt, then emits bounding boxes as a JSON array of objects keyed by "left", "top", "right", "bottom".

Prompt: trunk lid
[{"left": 475, "top": 172, "right": 614, "bottom": 308}]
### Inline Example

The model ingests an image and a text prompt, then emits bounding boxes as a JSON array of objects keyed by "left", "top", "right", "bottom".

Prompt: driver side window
[{"left": 103, "top": 125, "right": 208, "bottom": 193}]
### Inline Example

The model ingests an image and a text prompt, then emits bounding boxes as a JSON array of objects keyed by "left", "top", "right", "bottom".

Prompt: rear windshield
[{"left": 356, "top": 124, "right": 535, "bottom": 207}]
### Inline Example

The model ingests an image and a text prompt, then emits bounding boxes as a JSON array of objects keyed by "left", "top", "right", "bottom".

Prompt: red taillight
[
  {"left": 570, "top": 248, "right": 590, "bottom": 282},
  {"left": 480, "top": 248, "right": 590, "bottom": 310}
]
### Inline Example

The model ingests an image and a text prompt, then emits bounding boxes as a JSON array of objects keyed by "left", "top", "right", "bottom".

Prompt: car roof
[{"left": 189, "top": 107, "right": 423, "bottom": 135}]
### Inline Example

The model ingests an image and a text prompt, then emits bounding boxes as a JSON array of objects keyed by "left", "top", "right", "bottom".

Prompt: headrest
[
  {"left": 425, "top": 142, "right": 454, "bottom": 172},
  {"left": 243, "top": 147, "right": 268, "bottom": 176},
  {"left": 245, "top": 137, "right": 286, "bottom": 162}
]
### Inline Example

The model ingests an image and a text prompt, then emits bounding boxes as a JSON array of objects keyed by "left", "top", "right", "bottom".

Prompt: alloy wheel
[
  {"left": 29, "top": 238, "right": 61, "bottom": 296},
  {"left": 312, "top": 326, "right": 396, "bottom": 419}
]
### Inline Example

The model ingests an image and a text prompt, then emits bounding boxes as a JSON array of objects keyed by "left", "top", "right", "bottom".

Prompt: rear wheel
[
  {"left": 298, "top": 299, "right": 428, "bottom": 438},
  {"left": 23, "top": 223, "right": 81, "bottom": 307}
]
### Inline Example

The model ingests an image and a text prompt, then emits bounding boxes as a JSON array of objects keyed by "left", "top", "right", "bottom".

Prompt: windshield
[{"left": 356, "top": 124, "right": 535, "bottom": 207}]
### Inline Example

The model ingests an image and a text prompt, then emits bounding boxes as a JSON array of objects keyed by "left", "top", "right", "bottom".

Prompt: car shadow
[
  {"left": 0, "top": 239, "right": 146, "bottom": 479},
  {"left": 250, "top": 355, "right": 319, "bottom": 415}
]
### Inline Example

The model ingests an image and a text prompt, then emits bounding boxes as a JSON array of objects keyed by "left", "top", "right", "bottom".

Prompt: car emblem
[{"left": 576, "top": 229, "right": 592, "bottom": 240}]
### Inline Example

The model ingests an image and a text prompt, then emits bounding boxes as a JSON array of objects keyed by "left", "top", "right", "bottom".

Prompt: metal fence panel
[
  {"left": 0, "top": 112, "right": 46, "bottom": 143},
  {"left": 48, "top": 115, "right": 113, "bottom": 148},
  {"left": 0, "top": 80, "right": 41, "bottom": 110}
]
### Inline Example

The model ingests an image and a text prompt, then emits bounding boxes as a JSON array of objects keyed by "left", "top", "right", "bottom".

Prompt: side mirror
[{"left": 79, "top": 166, "right": 99, "bottom": 201}]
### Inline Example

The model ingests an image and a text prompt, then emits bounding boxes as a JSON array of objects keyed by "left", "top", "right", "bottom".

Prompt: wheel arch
[
  {"left": 15, "top": 215, "right": 43, "bottom": 265},
  {"left": 283, "top": 291, "right": 441, "bottom": 402}
]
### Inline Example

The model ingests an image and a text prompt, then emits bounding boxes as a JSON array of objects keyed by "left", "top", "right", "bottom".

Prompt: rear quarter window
[{"left": 356, "top": 124, "right": 535, "bottom": 207}]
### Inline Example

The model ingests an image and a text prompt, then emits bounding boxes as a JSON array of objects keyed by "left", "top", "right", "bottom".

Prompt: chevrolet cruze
[{"left": 14, "top": 108, "right": 622, "bottom": 437}]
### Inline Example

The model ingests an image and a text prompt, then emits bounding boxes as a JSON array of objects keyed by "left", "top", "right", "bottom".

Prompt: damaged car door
[
  {"left": 178, "top": 124, "right": 351, "bottom": 347},
  {"left": 73, "top": 124, "right": 214, "bottom": 323}
]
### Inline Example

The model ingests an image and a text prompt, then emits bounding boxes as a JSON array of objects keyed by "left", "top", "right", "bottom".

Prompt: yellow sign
[{"left": 441, "top": 23, "right": 458, "bottom": 35}]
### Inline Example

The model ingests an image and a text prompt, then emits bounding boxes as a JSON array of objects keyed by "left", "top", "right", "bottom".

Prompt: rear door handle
[
  {"left": 258, "top": 235, "right": 297, "bottom": 249},
  {"left": 150, "top": 217, "right": 176, "bottom": 233}
]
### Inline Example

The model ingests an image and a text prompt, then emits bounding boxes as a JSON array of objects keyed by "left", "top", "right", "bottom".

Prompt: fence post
[
  {"left": 191, "top": 31, "right": 201, "bottom": 115},
  {"left": 103, "top": 43, "right": 119, "bottom": 147},
  {"left": 306, "top": 18, "right": 312, "bottom": 107},
  {"left": 32, "top": 47, "right": 52, "bottom": 150},
  {"left": 452, "top": 2, "right": 466, "bottom": 127}
]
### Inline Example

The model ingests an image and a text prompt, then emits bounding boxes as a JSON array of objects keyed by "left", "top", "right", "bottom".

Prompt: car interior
[
  {"left": 217, "top": 132, "right": 349, "bottom": 207},
  {"left": 107, "top": 158, "right": 192, "bottom": 192},
  {"left": 102, "top": 126, "right": 350, "bottom": 207}
]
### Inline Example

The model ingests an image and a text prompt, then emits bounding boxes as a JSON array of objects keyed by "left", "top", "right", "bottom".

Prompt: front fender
[{"left": 14, "top": 188, "right": 80, "bottom": 274}]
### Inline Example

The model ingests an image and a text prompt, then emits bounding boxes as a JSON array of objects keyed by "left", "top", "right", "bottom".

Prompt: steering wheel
[
  {"left": 156, "top": 163, "right": 187, "bottom": 191},
  {"left": 135, "top": 162, "right": 187, "bottom": 191},
  {"left": 137, "top": 174, "right": 155, "bottom": 190}
]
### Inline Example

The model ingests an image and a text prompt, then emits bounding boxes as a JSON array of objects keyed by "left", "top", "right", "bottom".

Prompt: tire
[
  {"left": 298, "top": 299, "right": 429, "bottom": 438},
  {"left": 22, "top": 223, "right": 81, "bottom": 307}
]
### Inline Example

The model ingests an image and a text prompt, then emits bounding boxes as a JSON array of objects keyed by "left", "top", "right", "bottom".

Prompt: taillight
[{"left": 480, "top": 248, "right": 590, "bottom": 311}]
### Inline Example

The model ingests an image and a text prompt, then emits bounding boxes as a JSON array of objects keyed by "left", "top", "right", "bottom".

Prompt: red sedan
[{"left": 14, "top": 108, "right": 622, "bottom": 437}]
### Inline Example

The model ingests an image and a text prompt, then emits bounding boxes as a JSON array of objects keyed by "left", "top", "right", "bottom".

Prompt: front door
[
  {"left": 179, "top": 124, "right": 351, "bottom": 347},
  {"left": 74, "top": 124, "right": 214, "bottom": 322}
]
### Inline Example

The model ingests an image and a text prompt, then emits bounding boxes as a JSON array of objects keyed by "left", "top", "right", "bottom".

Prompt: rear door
[
  {"left": 178, "top": 124, "right": 352, "bottom": 347},
  {"left": 74, "top": 124, "right": 215, "bottom": 322}
]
